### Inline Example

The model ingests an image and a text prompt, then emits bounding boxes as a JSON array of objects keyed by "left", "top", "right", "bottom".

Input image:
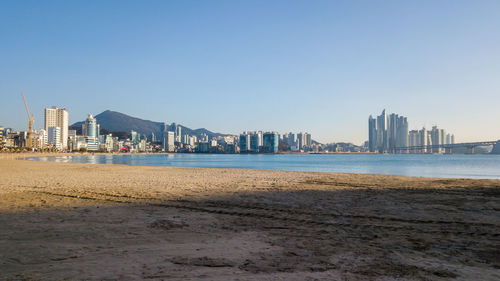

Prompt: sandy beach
[{"left": 1, "top": 156, "right": 499, "bottom": 280}]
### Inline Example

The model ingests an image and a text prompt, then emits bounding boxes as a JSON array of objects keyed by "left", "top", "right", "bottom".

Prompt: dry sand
[{"left": 1, "top": 155, "right": 499, "bottom": 280}]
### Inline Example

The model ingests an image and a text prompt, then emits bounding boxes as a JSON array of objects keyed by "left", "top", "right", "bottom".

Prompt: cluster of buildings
[
  {"left": 69, "top": 114, "right": 122, "bottom": 152},
  {"left": 408, "top": 126, "right": 455, "bottom": 153},
  {"left": 161, "top": 126, "right": 310, "bottom": 154},
  {"left": 368, "top": 109, "right": 455, "bottom": 154},
  {"left": 282, "top": 132, "right": 312, "bottom": 152},
  {"left": 0, "top": 106, "right": 70, "bottom": 151},
  {"left": 0, "top": 105, "right": 319, "bottom": 154},
  {"left": 1, "top": 105, "right": 467, "bottom": 155},
  {"left": 238, "top": 131, "right": 280, "bottom": 153}
]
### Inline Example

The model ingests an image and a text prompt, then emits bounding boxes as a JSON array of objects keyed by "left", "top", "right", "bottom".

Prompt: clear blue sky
[{"left": 1, "top": 0, "right": 499, "bottom": 144}]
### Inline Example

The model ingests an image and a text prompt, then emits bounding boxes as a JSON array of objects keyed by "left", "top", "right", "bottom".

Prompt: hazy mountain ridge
[{"left": 72, "top": 110, "right": 229, "bottom": 140}]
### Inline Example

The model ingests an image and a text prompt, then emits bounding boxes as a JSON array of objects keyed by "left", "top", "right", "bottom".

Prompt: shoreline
[{"left": 13, "top": 152, "right": 500, "bottom": 180}]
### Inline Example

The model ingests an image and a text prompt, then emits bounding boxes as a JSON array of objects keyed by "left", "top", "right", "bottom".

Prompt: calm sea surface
[{"left": 24, "top": 154, "right": 500, "bottom": 179}]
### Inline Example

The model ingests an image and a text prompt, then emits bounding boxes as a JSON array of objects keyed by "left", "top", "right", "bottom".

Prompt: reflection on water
[{"left": 23, "top": 154, "right": 500, "bottom": 179}]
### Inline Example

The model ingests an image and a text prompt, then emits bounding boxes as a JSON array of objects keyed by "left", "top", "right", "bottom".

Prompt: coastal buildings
[
  {"left": 408, "top": 126, "right": 454, "bottom": 153},
  {"left": 130, "top": 130, "right": 140, "bottom": 144},
  {"left": 239, "top": 133, "right": 251, "bottom": 152},
  {"left": 48, "top": 127, "right": 62, "bottom": 150},
  {"left": 250, "top": 132, "right": 262, "bottom": 152},
  {"left": 239, "top": 131, "right": 280, "bottom": 153},
  {"left": 0, "top": 126, "right": 4, "bottom": 148},
  {"left": 282, "top": 132, "right": 311, "bottom": 151},
  {"left": 163, "top": 131, "right": 175, "bottom": 152},
  {"left": 239, "top": 131, "right": 263, "bottom": 153},
  {"left": 175, "top": 124, "right": 182, "bottom": 143},
  {"left": 368, "top": 117, "right": 377, "bottom": 152},
  {"left": 81, "top": 114, "right": 100, "bottom": 151},
  {"left": 262, "top": 132, "right": 279, "bottom": 153},
  {"left": 31, "top": 129, "right": 47, "bottom": 150},
  {"left": 369, "top": 110, "right": 458, "bottom": 154},
  {"left": 282, "top": 133, "right": 295, "bottom": 147},
  {"left": 44, "top": 106, "right": 69, "bottom": 150},
  {"left": 368, "top": 110, "right": 408, "bottom": 153}
]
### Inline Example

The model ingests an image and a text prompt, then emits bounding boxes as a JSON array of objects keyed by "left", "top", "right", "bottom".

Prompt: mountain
[{"left": 71, "top": 110, "right": 229, "bottom": 140}]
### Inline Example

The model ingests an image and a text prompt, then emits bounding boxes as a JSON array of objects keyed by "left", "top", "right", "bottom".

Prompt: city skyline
[
  {"left": 1, "top": 1, "right": 500, "bottom": 143},
  {"left": 1, "top": 105, "right": 478, "bottom": 146}
]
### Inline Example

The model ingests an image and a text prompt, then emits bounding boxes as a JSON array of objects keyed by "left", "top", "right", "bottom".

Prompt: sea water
[{"left": 24, "top": 153, "right": 500, "bottom": 179}]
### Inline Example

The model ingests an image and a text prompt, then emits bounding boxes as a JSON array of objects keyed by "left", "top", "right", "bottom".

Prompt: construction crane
[{"left": 21, "top": 92, "right": 34, "bottom": 150}]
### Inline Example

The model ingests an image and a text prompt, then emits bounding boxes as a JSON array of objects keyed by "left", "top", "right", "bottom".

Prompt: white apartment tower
[
  {"left": 163, "top": 131, "right": 175, "bottom": 152},
  {"left": 45, "top": 106, "right": 69, "bottom": 150},
  {"left": 48, "top": 126, "right": 62, "bottom": 150}
]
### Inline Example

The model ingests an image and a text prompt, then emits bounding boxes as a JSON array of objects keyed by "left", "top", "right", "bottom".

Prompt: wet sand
[{"left": 1, "top": 157, "right": 499, "bottom": 280}]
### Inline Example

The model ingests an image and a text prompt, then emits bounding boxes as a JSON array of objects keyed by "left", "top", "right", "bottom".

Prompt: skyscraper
[
  {"left": 376, "top": 110, "right": 388, "bottom": 153},
  {"left": 368, "top": 116, "right": 377, "bottom": 152},
  {"left": 369, "top": 110, "right": 409, "bottom": 153},
  {"left": 262, "top": 132, "right": 279, "bottom": 153},
  {"left": 81, "top": 114, "right": 100, "bottom": 151},
  {"left": 250, "top": 132, "right": 261, "bottom": 152},
  {"left": 163, "top": 131, "right": 175, "bottom": 152},
  {"left": 82, "top": 114, "right": 98, "bottom": 138},
  {"left": 170, "top": 123, "right": 182, "bottom": 143},
  {"left": 130, "top": 130, "right": 140, "bottom": 144},
  {"left": 176, "top": 125, "right": 182, "bottom": 143},
  {"left": 44, "top": 106, "right": 68, "bottom": 150},
  {"left": 305, "top": 133, "right": 312, "bottom": 147},
  {"left": 283, "top": 132, "right": 296, "bottom": 147},
  {"left": 408, "top": 130, "right": 419, "bottom": 153},
  {"left": 296, "top": 133, "right": 305, "bottom": 150},
  {"left": 239, "top": 133, "right": 251, "bottom": 152},
  {"left": 419, "top": 127, "right": 428, "bottom": 153}
]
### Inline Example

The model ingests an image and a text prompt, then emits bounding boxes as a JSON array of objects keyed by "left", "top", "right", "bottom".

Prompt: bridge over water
[{"left": 395, "top": 140, "right": 500, "bottom": 154}]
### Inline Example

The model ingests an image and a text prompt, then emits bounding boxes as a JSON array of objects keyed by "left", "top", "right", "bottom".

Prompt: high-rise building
[
  {"left": 239, "top": 131, "right": 262, "bottom": 152},
  {"left": 305, "top": 133, "right": 312, "bottom": 147},
  {"left": 239, "top": 133, "right": 251, "bottom": 152},
  {"left": 44, "top": 106, "right": 68, "bottom": 150},
  {"left": 368, "top": 116, "right": 377, "bottom": 152},
  {"left": 81, "top": 114, "right": 100, "bottom": 151},
  {"left": 170, "top": 123, "right": 182, "bottom": 143},
  {"left": 130, "top": 130, "right": 140, "bottom": 144},
  {"left": 182, "top": 134, "right": 190, "bottom": 145},
  {"left": 82, "top": 114, "right": 99, "bottom": 138},
  {"left": 296, "top": 133, "right": 306, "bottom": 150},
  {"left": 419, "top": 127, "right": 428, "bottom": 153},
  {"left": 408, "top": 130, "right": 419, "bottom": 153},
  {"left": 249, "top": 132, "right": 262, "bottom": 152},
  {"left": 396, "top": 116, "right": 409, "bottom": 149},
  {"left": 48, "top": 126, "right": 61, "bottom": 150},
  {"left": 369, "top": 110, "right": 409, "bottom": 153},
  {"left": 0, "top": 126, "right": 4, "bottom": 148},
  {"left": 176, "top": 125, "right": 182, "bottom": 143},
  {"left": 163, "top": 131, "right": 175, "bottom": 152},
  {"left": 376, "top": 110, "right": 388, "bottom": 153},
  {"left": 262, "top": 132, "right": 279, "bottom": 153},
  {"left": 283, "top": 132, "right": 296, "bottom": 147}
]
